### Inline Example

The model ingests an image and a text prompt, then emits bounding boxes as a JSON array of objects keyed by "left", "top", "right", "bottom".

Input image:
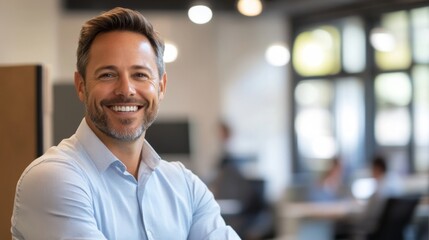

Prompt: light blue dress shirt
[{"left": 12, "top": 119, "right": 240, "bottom": 240}]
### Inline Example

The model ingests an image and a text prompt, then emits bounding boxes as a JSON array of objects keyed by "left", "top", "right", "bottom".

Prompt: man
[
  {"left": 334, "top": 155, "right": 403, "bottom": 239},
  {"left": 356, "top": 155, "right": 402, "bottom": 234},
  {"left": 11, "top": 7, "right": 239, "bottom": 240}
]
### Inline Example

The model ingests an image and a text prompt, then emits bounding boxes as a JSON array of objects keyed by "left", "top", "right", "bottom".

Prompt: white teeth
[{"left": 111, "top": 106, "right": 138, "bottom": 112}]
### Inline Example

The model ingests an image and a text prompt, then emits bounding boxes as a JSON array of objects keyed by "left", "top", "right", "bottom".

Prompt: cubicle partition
[{"left": 0, "top": 65, "right": 51, "bottom": 239}]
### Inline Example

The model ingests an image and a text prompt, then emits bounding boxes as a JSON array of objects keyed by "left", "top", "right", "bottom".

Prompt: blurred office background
[{"left": 1, "top": 0, "right": 428, "bottom": 239}]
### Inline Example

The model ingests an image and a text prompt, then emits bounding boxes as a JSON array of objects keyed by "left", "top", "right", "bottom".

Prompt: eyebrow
[
  {"left": 94, "top": 65, "right": 115, "bottom": 75},
  {"left": 131, "top": 65, "right": 154, "bottom": 75}
]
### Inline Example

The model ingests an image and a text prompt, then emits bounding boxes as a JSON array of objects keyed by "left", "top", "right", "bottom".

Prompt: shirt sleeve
[
  {"left": 180, "top": 164, "right": 241, "bottom": 240},
  {"left": 11, "top": 159, "right": 107, "bottom": 240}
]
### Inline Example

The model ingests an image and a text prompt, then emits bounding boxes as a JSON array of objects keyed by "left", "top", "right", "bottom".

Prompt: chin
[{"left": 110, "top": 127, "right": 144, "bottom": 141}]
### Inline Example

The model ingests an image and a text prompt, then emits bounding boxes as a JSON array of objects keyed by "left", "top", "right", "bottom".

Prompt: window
[
  {"left": 295, "top": 79, "right": 335, "bottom": 171},
  {"left": 293, "top": 26, "right": 341, "bottom": 76},
  {"left": 374, "top": 72, "right": 412, "bottom": 146},
  {"left": 374, "top": 11, "right": 411, "bottom": 70},
  {"left": 412, "top": 65, "right": 429, "bottom": 172},
  {"left": 291, "top": 4, "right": 429, "bottom": 176}
]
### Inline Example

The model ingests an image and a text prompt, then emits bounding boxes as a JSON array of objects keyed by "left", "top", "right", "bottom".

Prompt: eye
[
  {"left": 133, "top": 72, "right": 150, "bottom": 81},
  {"left": 98, "top": 72, "right": 117, "bottom": 80}
]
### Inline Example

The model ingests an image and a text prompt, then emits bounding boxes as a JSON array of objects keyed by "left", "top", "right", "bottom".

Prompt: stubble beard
[{"left": 85, "top": 93, "right": 159, "bottom": 142}]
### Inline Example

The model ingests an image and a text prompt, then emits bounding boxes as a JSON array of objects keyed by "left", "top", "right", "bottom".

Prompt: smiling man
[{"left": 11, "top": 7, "right": 239, "bottom": 240}]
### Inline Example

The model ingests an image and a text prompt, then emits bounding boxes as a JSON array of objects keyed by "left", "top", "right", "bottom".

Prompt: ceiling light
[
  {"left": 237, "top": 0, "right": 263, "bottom": 17},
  {"left": 265, "top": 44, "right": 290, "bottom": 66},
  {"left": 188, "top": 5, "right": 213, "bottom": 24},
  {"left": 164, "top": 42, "right": 178, "bottom": 63}
]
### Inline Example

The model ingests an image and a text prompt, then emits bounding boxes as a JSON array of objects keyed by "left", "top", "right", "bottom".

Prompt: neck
[
  {"left": 86, "top": 119, "right": 145, "bottom": 179},
  {"left": 107, "top": 138, "right": 144, "bottom": 178}
]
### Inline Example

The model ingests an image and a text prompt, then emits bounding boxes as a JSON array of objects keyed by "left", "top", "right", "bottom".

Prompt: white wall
[
  {"left": 0, "top": 1, "right": 291, "bottom": 201},
  {"left": 0, "top": 0, "right": 58, "bottom": 74},
  {"left": 215, "top": 14, "right": 291, "bottom": 200}
]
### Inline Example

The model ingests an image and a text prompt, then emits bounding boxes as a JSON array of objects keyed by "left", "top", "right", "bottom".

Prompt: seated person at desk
[
  {"left": 335, "top": 155, "right": 402, "bottom": 238},
  {"left": 308, "top": 158, "right": 349, "bottom": 202}
]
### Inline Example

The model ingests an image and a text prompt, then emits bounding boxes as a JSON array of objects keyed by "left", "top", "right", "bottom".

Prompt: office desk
[
  {"left": 286, "top": 200, "right": 363, "bottom": 219},
  {"left": 276, "top": 200, "right": 363, "bottom": 240}
]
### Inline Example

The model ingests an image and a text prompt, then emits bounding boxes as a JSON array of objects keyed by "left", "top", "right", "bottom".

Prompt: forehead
[
  {"left": 87, "top": 31, "right": 157, "bottom": 70},
  {"left": 90, "top": 30, "right": 155, "bottom": 54}
]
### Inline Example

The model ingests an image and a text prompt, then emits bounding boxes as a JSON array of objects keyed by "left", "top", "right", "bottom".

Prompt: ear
[
  {"left": 158, "top": 72, "right": 167, "bottom": 100},
  {"left": 74, "top": 71, "right": 85, "bottom": 102}
]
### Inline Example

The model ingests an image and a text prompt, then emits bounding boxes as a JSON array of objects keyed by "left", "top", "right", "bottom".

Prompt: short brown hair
[
  {"left": 76, "top": 7, "right": 165, "bottom": 79},
  {"left": 372, "top": 155, "right": 387, "bottom": 173}
]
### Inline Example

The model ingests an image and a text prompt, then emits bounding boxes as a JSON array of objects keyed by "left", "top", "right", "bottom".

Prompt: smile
[{"left": 110, "top": 106, "right": 139, "bottom": 112}]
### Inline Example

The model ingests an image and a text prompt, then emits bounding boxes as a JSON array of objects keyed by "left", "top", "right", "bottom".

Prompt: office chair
[{"left": 368, "top": 195, "right": 420, "bottom": 240}]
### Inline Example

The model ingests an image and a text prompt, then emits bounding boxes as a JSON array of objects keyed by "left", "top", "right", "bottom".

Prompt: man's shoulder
[
  {"left": 155, "top": 160, "right": 207, "bottom": 190},
  {"left": 153, "top": 160, "right": 195, "bottom": 184},
  {"left": 156, "top": 160, "right": 187, "bottom": 176},
  {"left": 44, "top": 135, "right": 84, "bottom": 159},
  {"left": 19, "top": 136, "right": 90, "bottom": 185}
]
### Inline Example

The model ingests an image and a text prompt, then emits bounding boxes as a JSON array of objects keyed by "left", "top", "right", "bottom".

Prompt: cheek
[
  {"left": 140, "top": 83, "right": 159, "bottom": 98},
  {"left": 87, "top": 95, "right": 97, "bottom": 108},
  {"left": 84, "top": 89, "right": 104, "bottom": 110}
]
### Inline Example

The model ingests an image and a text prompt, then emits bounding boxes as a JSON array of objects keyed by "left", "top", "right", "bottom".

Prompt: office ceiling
[{"left": 62, "top": 0, "right": 370, "bottom": 16}]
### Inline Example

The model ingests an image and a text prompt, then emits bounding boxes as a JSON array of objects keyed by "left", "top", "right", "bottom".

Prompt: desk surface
[
  {"left": 277, "top": 200, "right": 364, "bottom": 239},
  {"left": 283, "top": 200, "right": 364, "bottom": 220}
]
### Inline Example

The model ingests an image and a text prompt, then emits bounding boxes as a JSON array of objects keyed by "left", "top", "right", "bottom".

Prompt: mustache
[{"left": 100, "top": 96, "right": 146, "bottom": 106}]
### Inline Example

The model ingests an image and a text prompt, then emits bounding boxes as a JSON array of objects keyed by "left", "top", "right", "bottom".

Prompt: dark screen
[{"left": 145, "top": 121, "right": 191, "bottom": 155}]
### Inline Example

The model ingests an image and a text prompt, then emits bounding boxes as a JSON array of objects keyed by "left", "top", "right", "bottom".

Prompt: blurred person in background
[
  {"left": 335, "top": 155, "right": 403, "bottom": 239},
  {"left": 355, "top": 155, "right": 403, "bottom": 233},
  {"left": 209, "top": 121, "right": 275, "bottom": 240},
  {"left": 309, "top": 157, "right": 350, "bottom": 202}
]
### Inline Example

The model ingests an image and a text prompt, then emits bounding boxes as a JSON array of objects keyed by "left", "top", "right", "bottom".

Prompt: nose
[{"left": 114, "top": 75, "right": 136, "bottom": 97}]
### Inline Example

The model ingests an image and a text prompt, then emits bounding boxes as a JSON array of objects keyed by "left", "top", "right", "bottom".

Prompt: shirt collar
[
  {"left": 75, "top": 118, "right": 161, "bottom": 173},
  {"left": 141, "top": 139, "right": 161, "bottom": 170},
  {"left": 75, "top": 118, "right": 117, "bottom": 172}
]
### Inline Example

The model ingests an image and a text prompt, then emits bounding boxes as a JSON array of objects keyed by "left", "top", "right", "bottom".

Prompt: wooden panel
[{"left": 0, "top": 65, "right": 42, "bottom": 239}]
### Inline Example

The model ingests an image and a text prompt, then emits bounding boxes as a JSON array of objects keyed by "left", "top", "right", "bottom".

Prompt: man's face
[{"left": 75, "top": 30, "right": 166, "bottom": 142}]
